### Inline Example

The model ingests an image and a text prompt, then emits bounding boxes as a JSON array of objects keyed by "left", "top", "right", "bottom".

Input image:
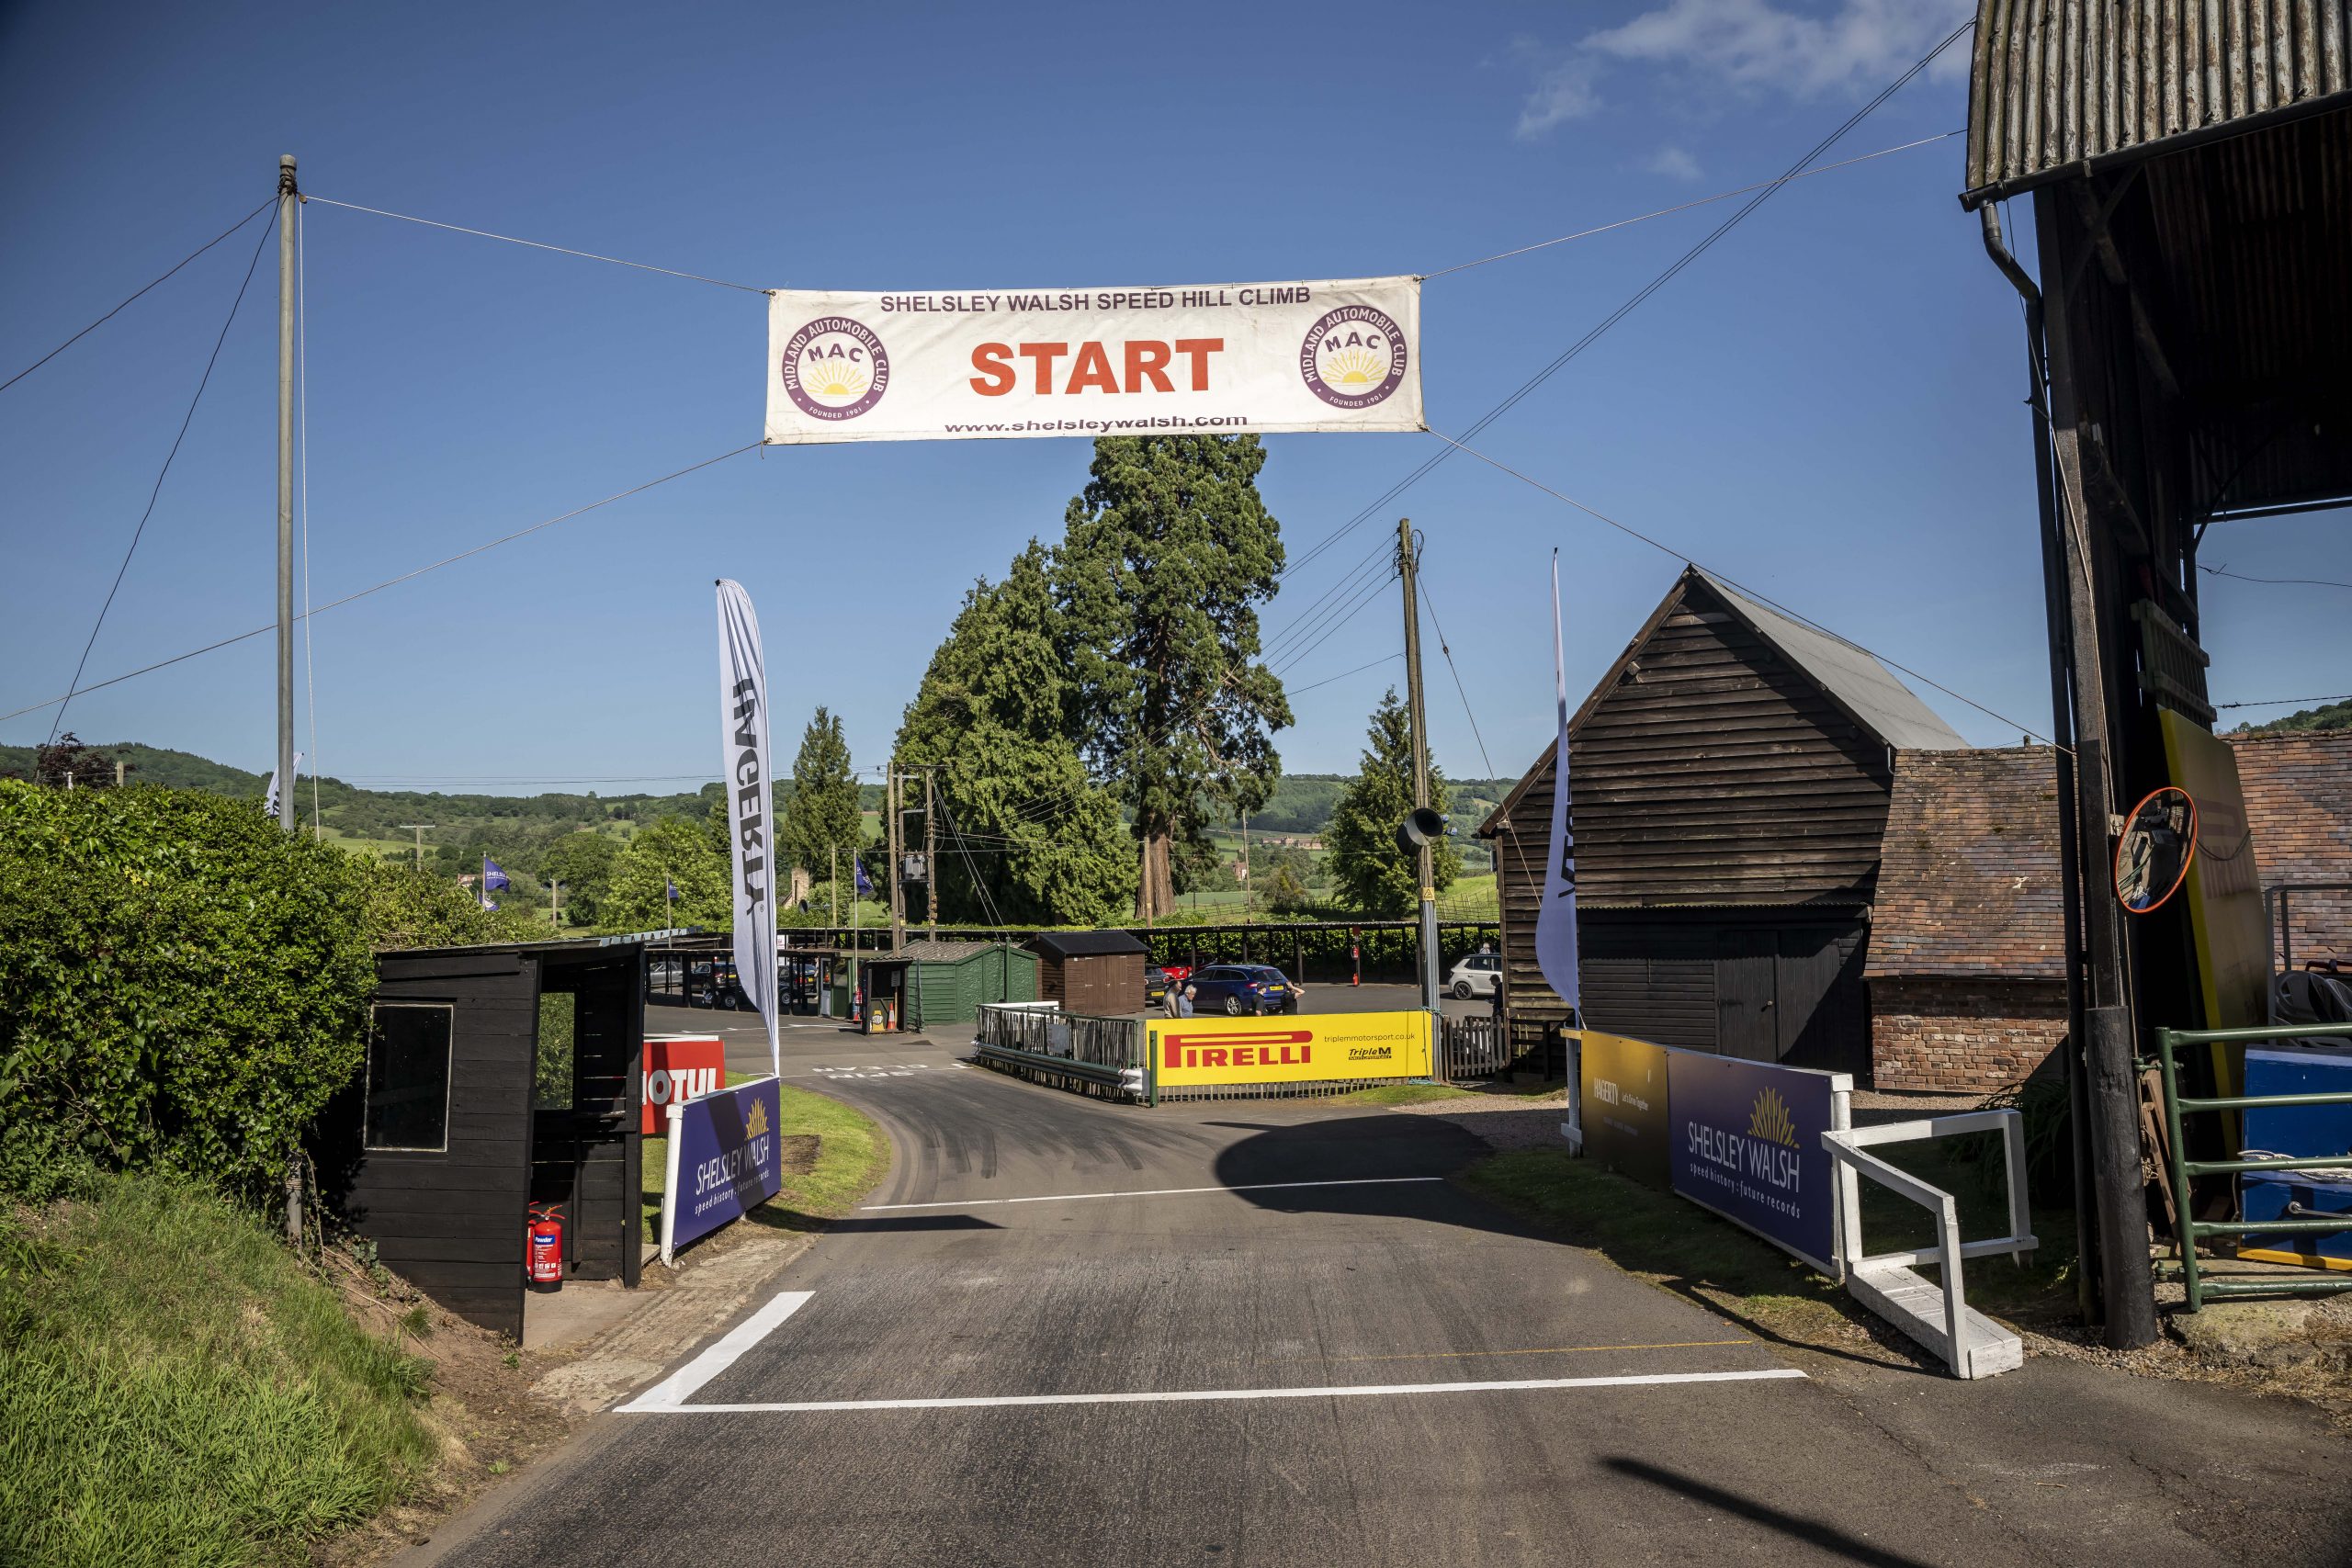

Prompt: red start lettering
[{"left": 970, "top": 339, "right": 1223, "bottom": 397}]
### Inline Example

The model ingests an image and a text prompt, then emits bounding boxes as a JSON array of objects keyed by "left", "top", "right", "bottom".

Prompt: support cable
[
  {"left": 4, "top": 441, "right": 761, "bottom": 726},
  {"left": 302, "top": 196, "right": 772, "bottom": 295},
  {"left": 2200, "top": 564, "right": 2352, "bottom": 592},
  {"left": 1415, "top": 573, "right": 1494, "bottom": 777},
  {"left": 47, "top": 207, "right": 279, "bottom": 743},
  {"left": 2, "top": 198, "right": 275, "bottom": 396}
]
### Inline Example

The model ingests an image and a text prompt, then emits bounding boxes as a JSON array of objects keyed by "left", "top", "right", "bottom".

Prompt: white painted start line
[
  {"left": 862, "top": 1176, "right": 1445, "bottom": 1212},
  {"left": 616, "top": 1283, "right": 1804, "bottom": 1416}
]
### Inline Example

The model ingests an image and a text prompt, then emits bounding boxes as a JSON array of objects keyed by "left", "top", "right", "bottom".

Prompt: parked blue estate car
[{"left": 1183, "top": 964, "right": 1301, "bottom": 1016}]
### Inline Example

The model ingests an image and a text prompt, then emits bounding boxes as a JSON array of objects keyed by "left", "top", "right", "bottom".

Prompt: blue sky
[{"left": 4, "top": 0, "right": 2343, "bottom": 795}]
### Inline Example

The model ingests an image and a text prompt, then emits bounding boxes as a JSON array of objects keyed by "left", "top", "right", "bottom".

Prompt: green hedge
[{"left": 0, "top": 783, "right": 512, "bottom": 1202}]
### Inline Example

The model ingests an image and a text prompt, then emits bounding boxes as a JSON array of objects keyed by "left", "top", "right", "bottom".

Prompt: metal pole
[
  {"left": 831, "top": 843, "right": 839, "bottom": 926},
  {"left": 1398, "top": 518, "right": 1440, "bottom": 1012},
  {"left": 276, "top": 155, "right": 298, "bottom": 831},
  {"left": 925, "top": 768, "right": 938, "bottom": 941},
  {"left": 888, "top": 762, "right": 905, "bottom": 951}
]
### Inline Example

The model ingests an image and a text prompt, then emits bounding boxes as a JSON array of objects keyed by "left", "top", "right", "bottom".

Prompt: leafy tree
[
  {"left": 0, "top": 783, "right": 372, "bottom": 1202},
  {"left": 543, "top": 831, "right": 621, "bottom": 925},
  {"left": 605, "top": 814, "right": 729, "bottom": 931},
  {"left": 1054, "top": 436, "right": 1291, "bottom": 920},
  {"left": 0, "top": 733, "right": 126, "bottom": 790},
  {"left": 780, "top": 707, "right": 861, "bottom": 881},
  {"left": 898, "top": 543, "right": 1134, "bottom": 924},
  {"left": 2233, "top": 697, "right": 2352, "bottom": 735},
  {"left": 1325, "top": 688, "right": 1460, "bottom": 917}
]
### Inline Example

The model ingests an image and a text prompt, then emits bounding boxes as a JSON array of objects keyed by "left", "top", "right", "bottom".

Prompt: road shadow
[
  {"left": 1209, "top": 1111, "right": 1916, "bottom": 1375},
  {"left": 1602, "top": 1457, "right": 1943, "bottom": 1568}
]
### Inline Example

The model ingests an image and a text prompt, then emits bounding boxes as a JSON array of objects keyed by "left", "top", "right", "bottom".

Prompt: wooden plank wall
[
  {"left": 567, "top": 954, "right": 642, "bottom": 1286},
  {"left": 1492, "top": 576, "right": 1895, "bottom": 1042},
  {"left": 1062, "top": 955, "right": 1143, "bottom": 1016},
  {"left": 337, "top": 952, "right": 537, "bottom": 1341}
]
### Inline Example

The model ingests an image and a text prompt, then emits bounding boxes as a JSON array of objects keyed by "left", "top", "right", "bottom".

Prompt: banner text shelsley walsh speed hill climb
[{"left": 764, "top": 277, "right": 1421, "bottom": 443}]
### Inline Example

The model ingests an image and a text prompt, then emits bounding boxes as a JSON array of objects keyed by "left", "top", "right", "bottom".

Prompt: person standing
[{"left": 1176, "top": 984, "right": 1197, "bottom": 1018}]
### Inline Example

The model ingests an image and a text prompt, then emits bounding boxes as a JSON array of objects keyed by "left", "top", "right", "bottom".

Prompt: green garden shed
[{"left": 901, "top": 939, "right": 1038, "bottom": 1029}]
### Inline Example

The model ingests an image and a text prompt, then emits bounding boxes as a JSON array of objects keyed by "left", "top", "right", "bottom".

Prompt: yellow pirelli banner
[{"left": 1148, "top": 1010, "right": 1433, "bottom": 1087}]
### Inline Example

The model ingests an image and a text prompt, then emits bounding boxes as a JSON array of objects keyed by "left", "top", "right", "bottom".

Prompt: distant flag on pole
[
  {"left": 666, "top": 878, "right": 680, "bottom": 899},
  {"left": 262, "top": 752, "right": 303, "bottom": 818},
  {"left": 716, "top": 579, "right": 781, "bottom": 1079},
  {"left": 1532, "top": 550, "right": 1580, "bottom": 1015},
  {"left": 481, "top": 856, "right": 510, "bottom": 910},
  {"left": 1533, "top": 551, "right": 1583, "bottom": 1147},
  {"left": 854, "top": 856, "right": 874, "bottom": 898}
]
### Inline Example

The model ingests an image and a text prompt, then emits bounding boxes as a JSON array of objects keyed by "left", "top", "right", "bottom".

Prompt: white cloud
[
  {"left": 1643, "top": 145, "right": 1703, "bottom": 179},
  {"left": 1583, "top": 0, "right": 1974, "bottom": 98},
  {"left": 1510, "top": 36, "right": 1603, "bottom": 140}
]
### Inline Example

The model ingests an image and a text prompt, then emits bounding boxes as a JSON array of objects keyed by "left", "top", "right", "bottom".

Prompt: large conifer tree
[
  {"left": 1326, "top": 687, "right": 1459, "bottom": 917},
  {"left": 897, "top": 543, "right": 1134, "bottom": 924},
  {"left": 779, "top": 707, "right": 861, "bottom": 883},
  {"left": 1054, "top": 436, "right": 1290, "bottom": 921}
]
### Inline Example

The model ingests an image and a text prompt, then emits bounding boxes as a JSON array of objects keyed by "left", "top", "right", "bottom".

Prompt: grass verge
[
  {"left": 0, "top": 1170, "right": 436, "bottom": 1567},
  {"left": 1463, "top": 1144, "right": 2080, "bottom": 1362},
  {"left": 1339, "top": 1083, "right": 1477, "bottom": 1106},
  {"left": 642, "top": 1076, "right": 890, "bottom": 1240}
]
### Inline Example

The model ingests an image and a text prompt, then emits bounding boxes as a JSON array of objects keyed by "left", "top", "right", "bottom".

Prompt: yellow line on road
[{"left": 1311, "top": 1338, "right": 1753, "bottom": 1363}]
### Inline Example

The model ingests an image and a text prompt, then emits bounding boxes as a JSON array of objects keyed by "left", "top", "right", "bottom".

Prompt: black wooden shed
[
  {"left": 1480, "top": 567, "right": 1967, "bottom": 1077},
  {"left": 313, "top": 934, "right": 648, "bottom": 1340}
]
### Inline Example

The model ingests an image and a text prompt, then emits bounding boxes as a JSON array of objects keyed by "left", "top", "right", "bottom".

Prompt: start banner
[
  {"left": 764, "top": 277, "right": 1421, "bottom": 444},
  {"left": 1148, "top": 1010, "right": 1432, "bottom": 1088}
]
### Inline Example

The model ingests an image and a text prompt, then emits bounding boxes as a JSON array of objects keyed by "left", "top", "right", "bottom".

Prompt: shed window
[{"left": 366, "top": 1003, "right": 453, "bottom": 1152}]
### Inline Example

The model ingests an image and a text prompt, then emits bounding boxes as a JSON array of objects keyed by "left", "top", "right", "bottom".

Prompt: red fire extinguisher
[
  {"left": 526, "top": 1202, "right": 564, "bottom": 1286},
  {"left": 1350, "top": 926, "right": 1362, "bottom": 987}
]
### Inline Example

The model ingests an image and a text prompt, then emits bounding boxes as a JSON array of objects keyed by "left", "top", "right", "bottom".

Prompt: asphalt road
[{"left": 413, "top": 1007, "right": 2352, "bottom": 1568}]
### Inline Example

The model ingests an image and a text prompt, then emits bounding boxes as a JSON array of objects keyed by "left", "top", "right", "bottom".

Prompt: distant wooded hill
[
  {"left": 2233, "top": 698, "right": 2352, "bottom": 735},
  {"left": 0, "top": 742, "right": 1518, "bottom": 870}
]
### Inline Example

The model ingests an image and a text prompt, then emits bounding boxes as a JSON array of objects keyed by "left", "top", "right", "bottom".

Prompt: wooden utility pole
[
  {"left": 549, "top": 877, "right": 561, "bottom": 931},
  {"left": 1398, "top": 518, "right": 1439, "bottom": 1010},
  {"left": 924, "top": 768, "right": 938, "bottom": 941},
  {"left": 830, "top": 844, "right": 839, "bottom": 925},
  {"left": 397, "top": 824, "right": 433, "bottom": 868},
  {"left": 887, "top": 762, "right": 906, "bottom": 951}
]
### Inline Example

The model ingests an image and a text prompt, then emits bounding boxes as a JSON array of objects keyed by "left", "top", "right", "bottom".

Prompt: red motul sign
[{"left": 642, "top": 1034, "right": 726, "bottom": 1134}]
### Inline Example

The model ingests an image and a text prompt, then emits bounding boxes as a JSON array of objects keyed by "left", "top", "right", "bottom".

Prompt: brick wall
[
  {"left": 1870, "top": 976, "right": 2066, "bottom": 1094},
  {"left": 2228, "top": 730, "right": 2352, "bottom": 968}
]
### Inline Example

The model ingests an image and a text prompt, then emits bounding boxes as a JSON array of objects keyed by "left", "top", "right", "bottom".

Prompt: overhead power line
[
  {"left": 2213, "top": 694, "right": 2350, "bottom": 711},
  {"left": 1285, "top": 651, "right": 1404, "bottom": 697},
  {"left": 1, "top": 441, "right": 761, "bottom": 727},
  {"left": 1424, "top": 425, "right": 2059, "bottom": 747},
  {"left": 1420, "top": 130, "right": 1963, "bottom": 280},
  {"left": 49, "top": 207, "right": 279, "bottom": 743},
  {"left": 2200, "top": 564, "right": 2352, "bottom": 592},
  {"left": 303, "top": 195, "right": 773, "bottom": 295},
  {"left": 1278, "top": 17, "right": 1976, "bottom": 587},
  {"left": 1, "top": 197, "right": 275, "bottom": 396}
]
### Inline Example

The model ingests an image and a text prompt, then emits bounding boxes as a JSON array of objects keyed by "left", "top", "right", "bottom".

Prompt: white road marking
[
  {"left": 863, "top": 1176, "right": 1446, "bottom": 1212},
  {"left": 624, "top": 1367, "right": 1808, "bottom": 1415},
  {"left": 617, "top": 1291, "right": 815, "bottom": 1412}
]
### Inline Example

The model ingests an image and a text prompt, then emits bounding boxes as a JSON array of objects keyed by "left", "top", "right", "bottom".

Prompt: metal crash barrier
[
  {"left": 2154, "top": 1022, "right": 2352, "bottom": 1310},
  {"left": 974, "top": 1003, "right": 1148, "bottom": 1103}
]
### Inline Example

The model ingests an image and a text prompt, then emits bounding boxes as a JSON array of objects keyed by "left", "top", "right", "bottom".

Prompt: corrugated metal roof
[
  {"left": 1963, "top": 0, "right": 2352, "bottom": 205},
  {"left": 1692, "top": 570, "right": 1970, "bottom": 751},
  {"left": 897, "top": 939, "right": 1003, "bottom": 961}
]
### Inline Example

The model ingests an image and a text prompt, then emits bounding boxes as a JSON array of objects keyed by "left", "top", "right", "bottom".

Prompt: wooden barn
[
  {"left": 1479, "top": 566, "right": 1966, "bottom": 1076},
  {"left": 1026, "top": 929, "right": 1148, "bottom": 1015},
  {"left": 312, "top": 935, "right": 648, "bottom": 1340}
]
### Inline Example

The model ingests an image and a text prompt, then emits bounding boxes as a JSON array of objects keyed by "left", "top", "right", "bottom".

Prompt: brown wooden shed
[
  {"left": 1479, "top": 567, "right": 1968, "bottom": 1077},
  {"left": 1027, "top": 930, "right": 1148, "bottom": 1015}
]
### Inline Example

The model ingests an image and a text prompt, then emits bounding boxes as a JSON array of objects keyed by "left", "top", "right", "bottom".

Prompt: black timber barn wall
[
  {"left": 1487, "top": 573, "right": 1890, "bottom": 1077},
  {"left": 316, "top": 950, "right": 537, "bottom": 1340}
]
